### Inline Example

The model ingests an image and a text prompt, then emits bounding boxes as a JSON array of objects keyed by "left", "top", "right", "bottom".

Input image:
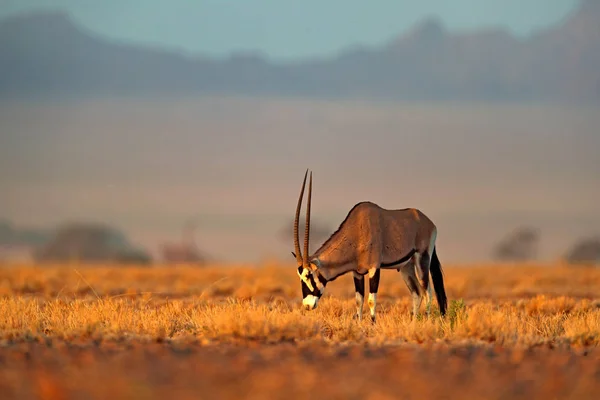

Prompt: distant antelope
[{"left": 292, "top": 170, "right": 447, "bottom": 322}]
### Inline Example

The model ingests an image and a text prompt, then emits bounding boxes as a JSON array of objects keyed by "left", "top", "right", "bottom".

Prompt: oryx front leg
[
  {"left": 399, "top": 262, "right": 422, "bottom": 320},
  {"left": 353, "top": 272, "right": 365, "bottom": 322},
  {"left": 368, "top": 268, "right": 380, "bottom": 324}
]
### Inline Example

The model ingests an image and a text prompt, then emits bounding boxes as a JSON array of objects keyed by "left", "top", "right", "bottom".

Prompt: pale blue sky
[{"left": 1, "top": 0, "right": 582, "bottom": 60}]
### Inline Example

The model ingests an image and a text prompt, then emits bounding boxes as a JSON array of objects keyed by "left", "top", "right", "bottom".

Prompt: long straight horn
[
  {"left": 303, "top": 171, "right": 312, "bottom": 269},
  {"left": 294, "top": 169, "right": 308, "bottom": 265}
]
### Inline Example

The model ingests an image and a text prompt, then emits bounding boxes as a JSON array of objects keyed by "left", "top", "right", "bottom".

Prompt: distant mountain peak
[
  {"left": 386, "top": 16, "right": 445, "bottom": 49},
  {"left": 0, "top": 7, "right": 598, "bottom": 103},
  {"left": 0, "top": 10, "right": 83, "bottom": 39},
  {"left": 411, "top": 16, "right": 446, "bottom": 39}
]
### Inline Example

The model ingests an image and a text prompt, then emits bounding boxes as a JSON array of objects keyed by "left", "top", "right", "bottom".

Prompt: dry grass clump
[
  {"left": 1, "top": 262, "right": 599, "bottom": 302},
  {"left": 0, "top": 262, "right": 598, "bottom": 348},
  {"left": 0, "top": 293, "right": 598, "bottom": 347}
]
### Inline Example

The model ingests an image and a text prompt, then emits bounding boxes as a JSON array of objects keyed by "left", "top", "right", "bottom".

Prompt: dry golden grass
[
  {"left": 0, "top": 262, "right": 599, "bottom": 346},
  {"left": 0, "top": 262, "right": 599, "bottom": 399},
  {"left": 2, "top": 261, "right": 599, "bottom": 300}
]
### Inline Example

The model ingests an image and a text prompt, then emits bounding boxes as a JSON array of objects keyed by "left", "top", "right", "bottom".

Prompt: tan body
[
  {"left": 313, "top": 202, "right": 435, "bottom": 279},
  {"left": 292, "top": 171, "right": 447, "bottom": 322}
]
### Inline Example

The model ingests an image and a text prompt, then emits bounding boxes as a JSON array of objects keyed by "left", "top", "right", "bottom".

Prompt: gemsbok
[{"left": 292, "top": 169, "right": 448, "bottom": 322}]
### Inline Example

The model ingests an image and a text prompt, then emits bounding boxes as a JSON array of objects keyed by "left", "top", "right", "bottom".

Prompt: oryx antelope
[{"left": 292, "top": 169, "right": 448, "bottom": 322}]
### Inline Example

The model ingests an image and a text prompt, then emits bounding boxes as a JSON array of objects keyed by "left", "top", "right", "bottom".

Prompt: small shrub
[{"left": 447, "top": 298, "right": 467, "bottom": 329}]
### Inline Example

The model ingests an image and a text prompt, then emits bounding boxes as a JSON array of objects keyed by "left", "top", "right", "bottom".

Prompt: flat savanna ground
[{"left": 1, "top": 262, "right": 599, "bottom": 399}]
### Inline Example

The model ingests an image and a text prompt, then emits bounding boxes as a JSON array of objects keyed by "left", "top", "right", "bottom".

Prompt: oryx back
[{"left": 312, "top": 202, "right": 435, "bottom": 271}]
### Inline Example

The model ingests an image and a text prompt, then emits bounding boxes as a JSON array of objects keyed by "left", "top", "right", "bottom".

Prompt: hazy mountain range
[
  {"left": 0, "top": 219, "right": 49, "bottom": 247},
  {"left": 1, "top": 0, "right": 599, "bottom": 102}
]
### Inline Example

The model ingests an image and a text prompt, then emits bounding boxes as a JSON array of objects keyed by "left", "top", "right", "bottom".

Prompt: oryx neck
[{"left": 313, "top": 257, "right": 355, "bottom": 282}]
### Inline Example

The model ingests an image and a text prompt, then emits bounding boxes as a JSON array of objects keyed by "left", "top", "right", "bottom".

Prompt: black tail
[{"left": 430, "top": 247, "right": 447, "bottom": 316}]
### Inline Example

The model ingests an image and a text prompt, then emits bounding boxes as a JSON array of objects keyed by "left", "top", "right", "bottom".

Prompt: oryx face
[
  {"left": 297, "top": 266, "right": 320, "bottom": 310},
  {"left": 295, "top": 260, "right": 326, "bottom": 310},
  {"left": 291, "top": 169, "right": 326, "bottom": 311},
  {"left": 292, "top": 252, "right": 322, "bottom": 310}
]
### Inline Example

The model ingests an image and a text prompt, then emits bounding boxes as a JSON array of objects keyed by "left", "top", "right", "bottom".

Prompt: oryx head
[{"left": 291, "top": 169, "right": 327, "bottom": 310}]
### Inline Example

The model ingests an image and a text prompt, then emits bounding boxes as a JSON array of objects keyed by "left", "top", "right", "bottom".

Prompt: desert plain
[{"left": 0, "top": 262, "right": 599, "bottom": 399}]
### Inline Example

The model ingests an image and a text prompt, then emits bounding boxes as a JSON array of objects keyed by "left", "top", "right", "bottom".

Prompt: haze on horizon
[
  {"left": 1, "top": 0, "right": 581, "bottom": 61},
  {"left": 1, "top": 99, "right": 599, "bottom": 264}
]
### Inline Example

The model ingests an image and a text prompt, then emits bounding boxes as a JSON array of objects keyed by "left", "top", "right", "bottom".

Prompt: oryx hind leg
[
  {"left": 353, "top": 272, "right": 365, "bottom": 322},
  {"left": 399, "top": 262, "right": 422, "bottom": 319},
  {"left": 414, "top": 251, "right": 433, "bottom": 318}
]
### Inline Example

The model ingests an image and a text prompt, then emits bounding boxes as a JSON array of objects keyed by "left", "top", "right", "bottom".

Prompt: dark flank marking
[
  {"left": 316, "top": 249, "right": 416, "bottom": 283},
  {"left": 381, "top": 248, "right": 416, "bottom": 268}
]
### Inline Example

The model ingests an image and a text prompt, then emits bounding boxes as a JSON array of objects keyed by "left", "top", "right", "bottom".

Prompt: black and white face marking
[{"left": 297, "top": 266, "right": 327, "bottom": 310}]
